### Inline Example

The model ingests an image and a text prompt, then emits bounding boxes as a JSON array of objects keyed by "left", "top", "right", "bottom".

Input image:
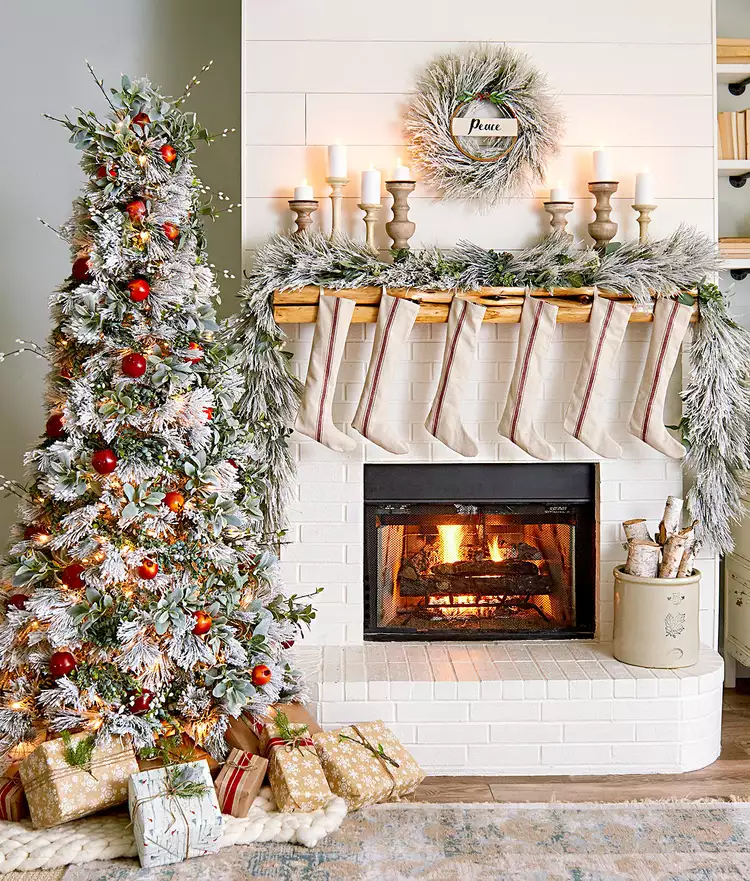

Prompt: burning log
[
  {"left": 398, "top": 572, "right": 555, "bottom": 597},
  {"left": 431, "top": 560, "right": 539, "bottom": 577}
]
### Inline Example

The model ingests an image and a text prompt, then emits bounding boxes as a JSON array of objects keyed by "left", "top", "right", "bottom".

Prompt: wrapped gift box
[
  {"left": 214, "top": 748, "right": 268, "bottom": 817},
  {"left": 19, "top": 733, "right": 138, "bottom": 829},
  {"left": 259, "top": 714, "right": 332, "bottom": 813},
  {"left": 137, "top": 733, "right": 219, "bottom": 777},
  {"left": 313, "top": 720, "right": 425, "bottom": 811},
  {"left": 225, "top": 715, "right": 261, "bottom": 756},
  {"left": 129, "top": 760, "right": 223, "bottom": 868},
  {"left": 0, "top": 766, "right": 27, "bottom": 821}
]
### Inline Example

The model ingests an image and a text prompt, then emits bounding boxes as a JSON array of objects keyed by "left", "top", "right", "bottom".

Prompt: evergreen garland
[{"left": 235, "top": 228, "right": 747, "bottom": 555}]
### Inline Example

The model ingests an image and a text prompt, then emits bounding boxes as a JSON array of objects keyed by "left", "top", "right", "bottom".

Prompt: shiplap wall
[
  {"left": 242, "top": 0, "right": 719, "bottom": 647},
  {"left": 243, "top": 0, "right": 715, "bottom": 252}
]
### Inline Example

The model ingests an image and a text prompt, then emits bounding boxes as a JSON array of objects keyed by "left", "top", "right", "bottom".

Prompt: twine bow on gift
[
  {"left": 264, "top": 712, "right": 317, "bottom": 760},
  {"left": 339, "top": 726, "right": 401, "bottom": 801},
  {"left": 132, "top": 765, "right": 210, "bottom": 862}
]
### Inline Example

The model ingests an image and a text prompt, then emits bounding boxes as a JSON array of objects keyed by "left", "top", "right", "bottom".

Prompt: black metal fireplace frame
[{"left": 363, "top": 463, "right": 598, "bottom": 642}]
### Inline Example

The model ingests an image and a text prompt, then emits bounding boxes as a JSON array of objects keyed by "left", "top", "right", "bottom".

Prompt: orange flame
[
  {"left": 437, "top": 524, "right": 464, "bottom": 563},
  {"left": 488, "top": 535, "right": 511, "bottom": 562}
]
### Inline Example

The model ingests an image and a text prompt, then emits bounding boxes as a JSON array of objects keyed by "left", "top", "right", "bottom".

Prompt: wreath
[{"left": 405, "top": 44, "right": 565, "bottom": 206}]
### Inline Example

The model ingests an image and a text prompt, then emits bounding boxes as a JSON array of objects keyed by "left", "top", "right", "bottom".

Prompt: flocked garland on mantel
[{"left": 232, "top": 227, "right": 750, "bottom": 556}]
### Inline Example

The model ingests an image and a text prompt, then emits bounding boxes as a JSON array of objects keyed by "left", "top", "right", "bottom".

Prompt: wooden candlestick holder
[
  {"left": 543, "top": 201, "right": 574, "bottom": 241},
  {"left": 358, "top": 202, "right": 381, "bottom": 252},
  {"left": 326, "top": 176, "right": 349, "bottom": 237},
  {"left": 588, "top": 182, "right": 619, "bottom": 252},
  {"left": 288, "top": 199, "right": 319, "bottom": 235},
  {"left": 385, "top": 180, "right": 416, "bottom": 252},
  {"left": 632, "top": 203, "right": 656, "bottom": 244}
]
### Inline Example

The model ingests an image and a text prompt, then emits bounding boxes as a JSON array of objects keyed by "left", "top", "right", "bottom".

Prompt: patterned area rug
[{"left": 51, "top": 801, "right": 750, "bottom": 880}]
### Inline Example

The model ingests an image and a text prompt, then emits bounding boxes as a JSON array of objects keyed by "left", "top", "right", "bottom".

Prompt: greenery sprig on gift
[{"left": 61, "top": 730, "right": 97, "bottom": 776}]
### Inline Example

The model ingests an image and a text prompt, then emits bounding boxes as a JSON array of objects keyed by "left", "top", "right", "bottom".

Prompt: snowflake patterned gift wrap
[
  {"left": 19, "top": 733, "right": 138, "bottom": 828},
  {"left": 128, "top": 760, "right": 223, "bottom": 868},
  {"left": 313, "top": 721, "right": 425, "bottom": 811},
  {"left": 259, "top": 719, "right": 333, "bottom": 813}
]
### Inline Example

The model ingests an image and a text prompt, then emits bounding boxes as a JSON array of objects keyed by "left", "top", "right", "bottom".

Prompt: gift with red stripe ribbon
[
  {"left": 0, "top": 767, "right": 27, "bottom": 821},
  {"left": 214, "top": 749, "right": 268, "bottom": 818}
]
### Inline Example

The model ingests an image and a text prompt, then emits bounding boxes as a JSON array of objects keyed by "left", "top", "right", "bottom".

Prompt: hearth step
[{"left": 293, "top": 642, "right": 723, "bottom": 778}]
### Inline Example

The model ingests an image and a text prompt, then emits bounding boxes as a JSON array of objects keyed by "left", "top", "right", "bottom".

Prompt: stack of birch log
[{"left": 623, "top": 496, "right": 697, "bottom": 579}]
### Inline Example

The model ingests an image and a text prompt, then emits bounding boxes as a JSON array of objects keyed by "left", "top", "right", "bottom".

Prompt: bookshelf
[{"left": 716, "top": 8, "right": 750, "bottom": 287}]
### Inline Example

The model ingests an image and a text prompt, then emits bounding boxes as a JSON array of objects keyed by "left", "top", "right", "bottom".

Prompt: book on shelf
[
  {"left": 719, "top": 238, "right": 750, "bottom": 259},
  {"left": 717, "top": 111, "right": 750, "bottom": 160}
]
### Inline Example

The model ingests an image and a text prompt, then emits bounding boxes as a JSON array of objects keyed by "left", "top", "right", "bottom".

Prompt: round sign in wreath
[{"left": 405, "top": 45, "right": 565, "bottom": 206}]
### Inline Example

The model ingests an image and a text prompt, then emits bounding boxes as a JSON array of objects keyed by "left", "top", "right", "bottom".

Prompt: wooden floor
[{"left": 414, "top": 689, "right": 750, "bottom": 803}]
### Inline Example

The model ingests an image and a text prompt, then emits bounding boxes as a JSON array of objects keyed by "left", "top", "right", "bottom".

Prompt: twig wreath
[{"left": 405, "top": 44, "right": 565, "bottom": 206}]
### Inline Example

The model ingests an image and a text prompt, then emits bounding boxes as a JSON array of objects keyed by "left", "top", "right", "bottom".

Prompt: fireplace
[{"left": 364, "top": 464, "right": 597, "bottom": 641}]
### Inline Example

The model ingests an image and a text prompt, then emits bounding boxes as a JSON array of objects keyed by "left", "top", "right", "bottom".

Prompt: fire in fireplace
[{"left": 364, "top": 464, "right": 596, "bottom": 641}]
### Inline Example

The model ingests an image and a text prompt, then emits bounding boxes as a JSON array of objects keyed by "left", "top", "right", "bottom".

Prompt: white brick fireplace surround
[{"left": 243, "top": 0, "right": 722, "bottom": 776}]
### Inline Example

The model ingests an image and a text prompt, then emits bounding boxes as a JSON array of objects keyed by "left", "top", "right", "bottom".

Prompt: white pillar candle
[
  {"left": 361, "top": 167, "right": 381, "bottom": 204},
  {"left": 549, "top": 181, "right": 569, "bottom": 202},
  {"left": 293, "top": 179, "right": 314, "bottom": 200},
  {"left": 635, "top": 170, "right": 655, "bottom": 205},
  {"left": 593, "top": 149, "right": 613, "bottom": 182},
  {"left": 390, "top": 157, "right": 411, "bottom": 181},
  {"left": 328, "top": 144, "right": 347, "bottom": 179}
]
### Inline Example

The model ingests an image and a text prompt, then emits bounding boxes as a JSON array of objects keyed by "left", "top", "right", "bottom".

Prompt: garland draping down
[{"left": 234, "top": 227, "right": 749, "bottom": 555}]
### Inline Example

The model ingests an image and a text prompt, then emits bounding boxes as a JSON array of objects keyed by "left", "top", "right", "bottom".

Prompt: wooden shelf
[
  {"left": 717, "top": 63, "right": 750, "bottom": 84},
  {"left": 273, "top": 286, "right": 698, "bottom": 324},
  {"left": 718, "top": 160, "right": 750, "bottom": 176}
]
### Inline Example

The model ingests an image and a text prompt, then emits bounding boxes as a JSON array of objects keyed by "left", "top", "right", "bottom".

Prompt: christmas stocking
[
  {"left": 295, "top": 292, "right": 356, "bottom": 453},
  {"left": 425, "top": 297, "right": 486, "bottom": 456},
  {"left": 564, "top": 294, "right": 632, "bottom": 458},
  {"left": 628, "top": 296, "right": 693, "bottom": 459},
  {"left": 352, "top": 289, "right": 420, "bottom": 454},
  {"left": 498, "top": 297, "right": 558, "bottom": 460}
]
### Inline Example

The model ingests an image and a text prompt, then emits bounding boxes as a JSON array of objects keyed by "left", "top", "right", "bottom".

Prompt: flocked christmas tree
[{"left": 0, "top": 67, "right": 314, "bottom": 763}]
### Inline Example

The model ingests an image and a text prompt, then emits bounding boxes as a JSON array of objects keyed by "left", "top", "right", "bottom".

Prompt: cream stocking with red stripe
[
  {"left": 352, "top": 290, "right": 420, "bottom": 454},
  {"left": 295, "top": 293, "right": 356, "bottom": 453},
  {"left": 628, "top": 297, "right": 693, "bottom": 459},
  {"left": 425, "top": 298, "right": 486, "bottom": 456},
  {"left": 498, "top": 297, "right": 558, "bottom": 460},
  {"left": 564, "top": 294, "right": 631, "bottom": 458}
]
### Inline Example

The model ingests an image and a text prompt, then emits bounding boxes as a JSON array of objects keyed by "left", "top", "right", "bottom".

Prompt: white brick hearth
[{"left": 296, "top": 642, "right": 724, "bottom": 776}]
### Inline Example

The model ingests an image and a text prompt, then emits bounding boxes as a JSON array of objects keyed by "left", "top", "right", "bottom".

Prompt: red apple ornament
[
  {"left": 96, "top": 165, "right": 116, "bottom": 180},
  {"left": 122, "top": 353, "right": 147, "bottom": 378},
  {"left": 61, "top": 562, "right": 85, "bottom": 590},
  {"left": 45, "top": 413, "right": 65, "bottom": 439},
  {"left": 92, "top": 449, "right": 118, "bottom": 475},
  {"left": 125, "top": 199, "right": 147, "bottom": 223},
  {"left": 185, "top": 343, "right": 203, "bottom": 364},
  {"left": 138, "top": 558, "right": 158, "bottom": 580},
  {"left": 160, "top": 144, "right": 177, "bottom": 164},
  {"left": 130, "top": 690, "right": 154, "bottom": 714},
  {"left": 251, "top": 664, "right": 272, "bottom": 686},
  {"left": 192, "top": 610, "right": 212, "bottom": 635},
  {"left": 164, "top": 491, "right": 185, "bottom": 513},
  {"left": 71, "top": 257, "right": 92, "bottom": 283},
  {"left": 127, "top": 279, "right": 150, "bottom": 302},
  {"left": 132, "top": 112, "right": 150, "bottom": 129},
  {"left": 6, "top": 594, "right": 27, "bottom": 611},
  {"left": 162, "top": 222, "right": 180, "bottom": 242},
  {"left": 49, "top": 651, "right": 77, "bottom": 678}
]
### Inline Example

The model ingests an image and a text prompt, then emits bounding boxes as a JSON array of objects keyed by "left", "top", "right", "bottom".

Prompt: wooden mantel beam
[{"left": 272, "top": 286, "right": 698, "bottom": 324}]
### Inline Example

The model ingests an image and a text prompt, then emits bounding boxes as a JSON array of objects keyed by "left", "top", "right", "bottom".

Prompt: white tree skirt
[{"left": 0, "top": 787, "right": 347, "bottom": 873}]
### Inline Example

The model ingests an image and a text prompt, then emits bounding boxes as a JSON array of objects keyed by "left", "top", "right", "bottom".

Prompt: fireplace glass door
[{"left": 364, "top": 465, "right": 596, "bottom": 641}]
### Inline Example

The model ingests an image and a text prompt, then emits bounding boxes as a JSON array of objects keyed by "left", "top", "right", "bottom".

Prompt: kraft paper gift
[
  {"left": 137, "top": 733, "right": 219, "bottom": 776},
  {"left": 19, "top": 733, "right": 138, "bottom": 829},
  {"left": 313, "top": 720, "right": 425, "bottom": 811},
  {"left": 259, "top": 716, "right": 332, "bottom": 813},
  {"left": 214, "top": 748, "right": 268, "bottom": 817},
  {"left": 0, "top": 766, "right": 27, "bottom": 821},
  {"left": 129, "top": 760, "right": 223, "bottom": 868}
]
